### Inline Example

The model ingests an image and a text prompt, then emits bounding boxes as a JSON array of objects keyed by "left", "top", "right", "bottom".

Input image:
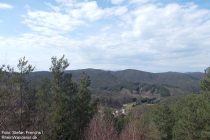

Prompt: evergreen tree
[
  {"left": 49, "top": 55, "right": 73, "bottom": 139},
  {"left": 16, "top": 57, "right": 35, "bottom": 130},
  {"left": 201, "top": 67, "right": 210, "bottom": 92},
  {"left": 49, "top": 55, "right": 96, "bottom": 140},
  {"left": 0, "top": 56, "right": 96, "bottom": 139},
  {"left": 35, "top": 78, "right": 51, "bottom": 139},
  {"left": 173, "top": 94, "right": 210, "bottom": 140},
  {"left": 75, "top": 73, "right": 95, "bottom": 139},
  {"left": 152, "top": 104, "right": 174, "bottom": 140}
]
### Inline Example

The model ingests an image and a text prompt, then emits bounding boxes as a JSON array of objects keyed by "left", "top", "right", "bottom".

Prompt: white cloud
[
  {"left": 111, "top": 0, "right": 125, "bottom": 5},
  {"left": 0, "top": 3, "right": 13, "bottom": 9},
  {"left": 23, "top": 1, "right": 100, "bottom": 35},
  {"left": 129, "top": 0, "right": 152, "bottom": 4},
  {"left": 23, "top": 1, "right": 129, "bottom": 35},
  {"left": 0, "top": 0, "right": 210, "bottom": 72},
  {"left": 23, "top": 10, "right": 84, "bottom": 35},
  {"left": 114, "top": 6, "right": 128, "bottom": 16},
  {"left": 70, "top": 1, "right": 105, "bottom": 21},
  {"left": 0, "top": 33, "right": 84, "bottom": 70}
]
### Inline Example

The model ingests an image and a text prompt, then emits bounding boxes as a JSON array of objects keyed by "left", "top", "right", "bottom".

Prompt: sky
[{"left": 0, "top": 0, "right": 209, "bottom": 72}]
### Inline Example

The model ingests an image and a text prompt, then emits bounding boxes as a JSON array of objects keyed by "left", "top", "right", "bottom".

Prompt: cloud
[
  {"left": 129, "top": 0, "right": 152, "bottom": 4},
  {"left": 23, "top": 1, "right": 105, "bottom": 35},
  {"left": 0, "top": 3, "right": 13, "bottom": 9},
  {"left": 23, "top": 10, "right": 84, "bottom": 35},
  {"left": 23, "top": 1, "right": 129, "bottom": 35},
  {"left": 0, "top": 33, "right": 83, "bottom": 70},
  {"left": 0, "top": 0, "right": 210, "bottom": 72},
  {"left": 111, "top": 0, "right": 125, "bottom": 5}
]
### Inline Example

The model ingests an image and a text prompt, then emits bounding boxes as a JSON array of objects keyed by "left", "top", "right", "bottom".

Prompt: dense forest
[{"left": 0, "top": 56, "right": 210, "bottom": 140}]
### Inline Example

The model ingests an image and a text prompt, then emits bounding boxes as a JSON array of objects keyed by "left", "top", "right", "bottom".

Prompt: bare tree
[
  {"left": 119, "top": 109, "right": 160, "bottom": 140},
  {"left": 85, "top": 113, "right": 118, "bottom": 140},
  {"left": 0, "top": 65, "right": 19, "bottom": 130},
  {"left": 119, "top": 120, "right": 146, "bottom": 140}
]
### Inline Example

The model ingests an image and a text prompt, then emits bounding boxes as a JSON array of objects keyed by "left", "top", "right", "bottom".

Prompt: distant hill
[
  {"left": 68, "top": 69, "right": 203, "bottom": 92},
  {"left": 30, "top": 69, "right": 204, "bottom": 107}
]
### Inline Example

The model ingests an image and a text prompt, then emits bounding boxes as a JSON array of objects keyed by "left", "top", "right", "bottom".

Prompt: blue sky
[{"left": 0, "top": 0, "right": 209, "bottom": 72}]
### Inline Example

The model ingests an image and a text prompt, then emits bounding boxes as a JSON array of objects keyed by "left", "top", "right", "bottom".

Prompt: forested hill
[
  {"left": 70, "top": 69, "right": 203, "bottom": 92},
  {"left": 30, "top": 69, "right": 204, "bottom": 96},
  {"left": 0, "top": 57, "right": 209, "bottom": 140}
]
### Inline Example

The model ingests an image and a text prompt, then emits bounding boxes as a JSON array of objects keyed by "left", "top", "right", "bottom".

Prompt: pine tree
[
  {"left": 173, "top": 94, "right": 210, "bottom": 140},
  {"left": 75, "top": 73, "right": 95, "bottom": 140},
  {"left": 49, "top": 55, "right": 96, "bottom": 140},
  {"left": 35, "top": 78, "right": 51, "bottom": 139},
  {"left": 16, "top": 57, "right": 35, "bottom": 130},
  {"left": 201, "top": 67, "right": 210, "bottom": 92},
  {"left": 152, "top": 104, "right": 174, "bottom": 140},
  {"left": 49, "top": 55, "right": 78, "bottom": 140}
]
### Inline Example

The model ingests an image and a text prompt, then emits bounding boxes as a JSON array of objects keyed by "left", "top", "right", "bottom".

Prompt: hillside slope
[
  {"left": 68, "top": 69, "right": 203, "bottom": 93},
  {"left": 29, "top": 69, "right": 204, "bottom": 107}
]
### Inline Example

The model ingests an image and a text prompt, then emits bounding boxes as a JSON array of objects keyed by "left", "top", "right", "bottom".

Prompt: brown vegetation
[
  {"left": 85, "top": 113, "right": 118, "bottom": 140},
  {"left": 85, "top": 107, "right": 160, "bottom": 140}
]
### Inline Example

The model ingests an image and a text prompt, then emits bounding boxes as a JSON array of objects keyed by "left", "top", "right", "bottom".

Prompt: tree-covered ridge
[
  {"left": 0, "top": 56, "right": 209, "bottom": 140},
  {"left": 28, "top": 68, "right": 203, "bottom": 108},
  {"left": 30, "top": 69, "right": 203, "bottom": 94}
]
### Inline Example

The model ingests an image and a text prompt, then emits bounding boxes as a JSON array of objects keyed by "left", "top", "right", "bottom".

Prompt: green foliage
[
  {"left": 150, "top": 67, "right": 210, "bottom": 140},
  {"left": 49, "top": 55, "right": 75, "bottom": 139},
  {"left": 114, "top": 115, "right": 129, "bottom": 134},
  {"left": 74, "top": 73, "right": 96, "bottom": 139},
  {"left": 17, "top": 57, "right": 35, "bottom": 75},
  {"left": 201, "top": 67, "right": 210, "bottom": 92},
  {"left": 16, "top": 57, "right": 35, "bottom": 131},
  {"left": 35, "top": 78, "right": 51, "bottom": 139},
  {"left": 47, "top": 55, "right": 95, "bottom": 140},
  {"left": 0, "top": 57, "right": 36, "bottom": 131},
  {"left": 158, "top": 87, "right": 170, "bottom": 97},
  {"left": 172, "top": 94, "right": 210, "bottom": 140},
  {"left": 152, "top": 93, "right": 210, "bottom": 140},
  {"left": 140, "top": 97, "right": 156, "bottom": 104},
  {"left": 0, "top": 58, "right": 209, "bottom": 140},
  {"left": 152, "top": 104, "right": 174, "bottom": 140}
]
